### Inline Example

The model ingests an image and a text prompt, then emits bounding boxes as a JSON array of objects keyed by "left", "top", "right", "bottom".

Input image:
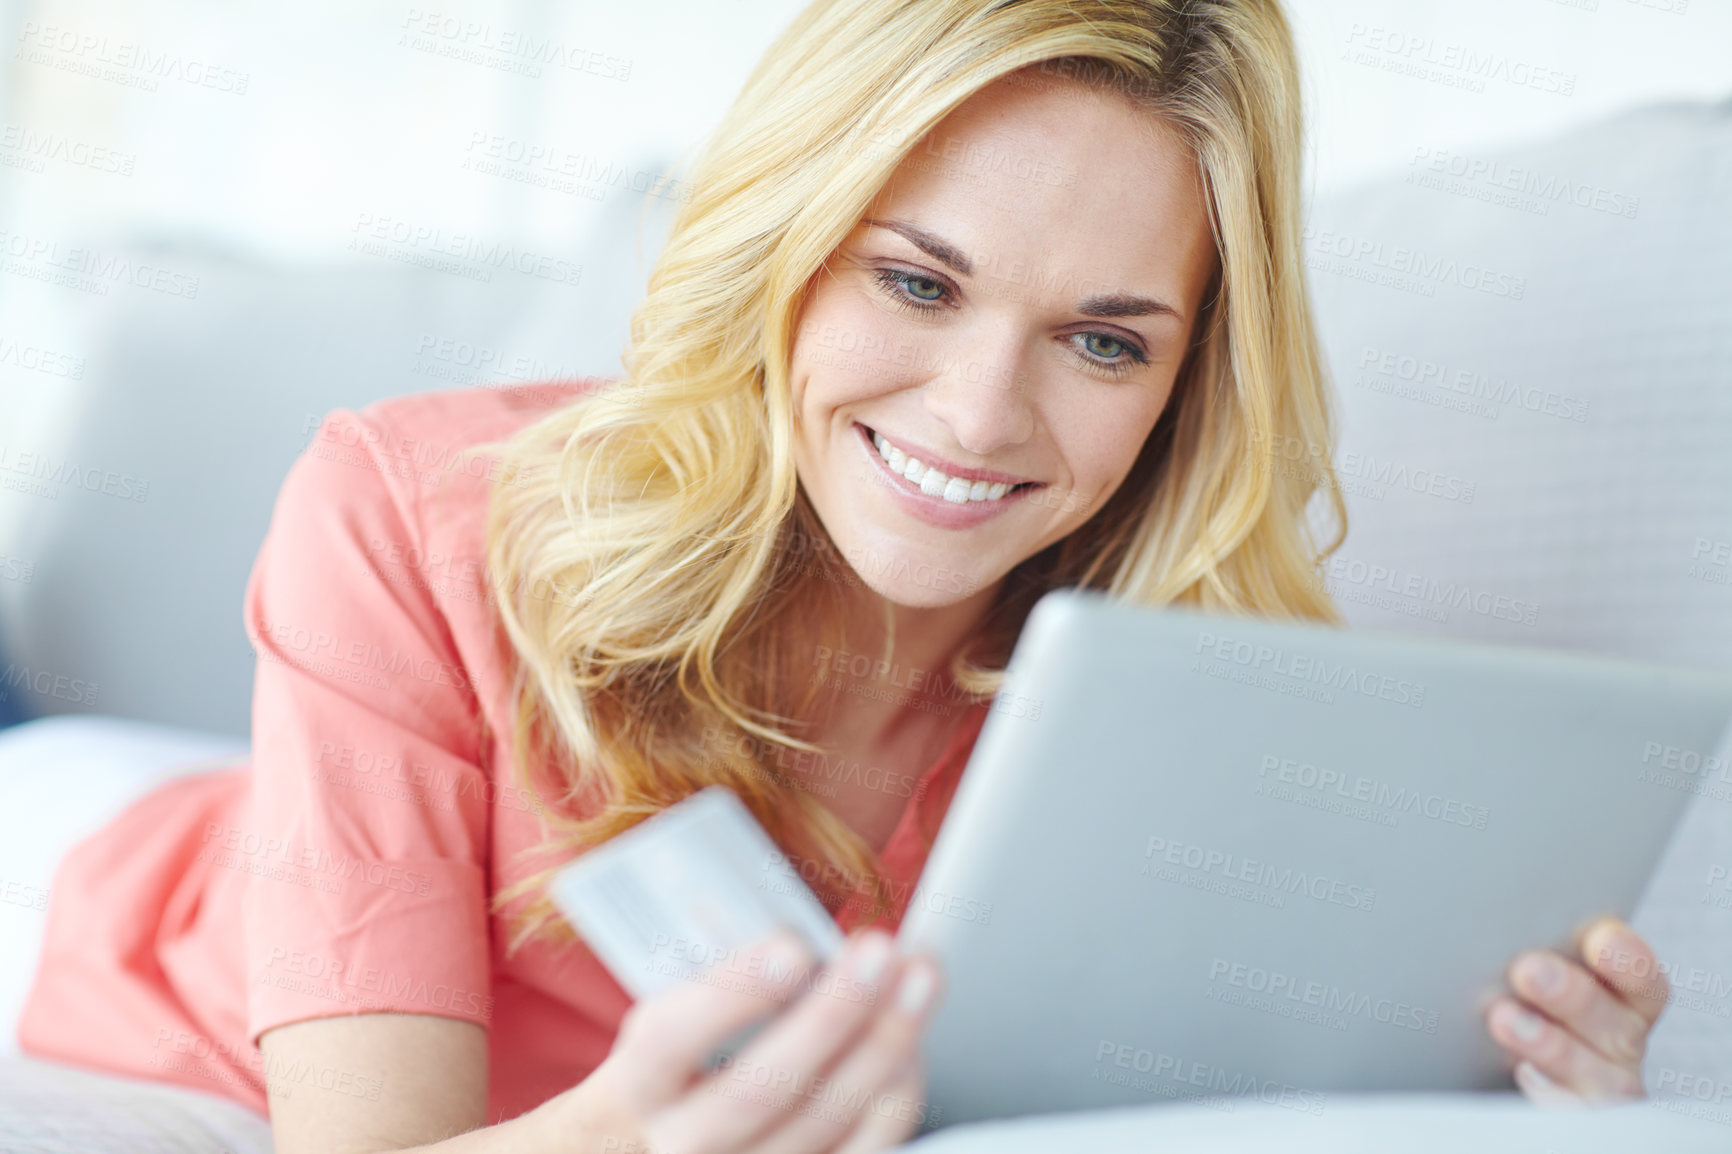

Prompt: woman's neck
[
  {"left": 799, "top": 566, "right": 1003, "bottom": 763},
  {"left": 777, "top": 573, "right": 996, "bottom": 851}
]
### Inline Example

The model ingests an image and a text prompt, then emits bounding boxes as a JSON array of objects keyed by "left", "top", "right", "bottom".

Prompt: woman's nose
[{"left": 919, "top": 329, "right": 1038, "bottom": 457}]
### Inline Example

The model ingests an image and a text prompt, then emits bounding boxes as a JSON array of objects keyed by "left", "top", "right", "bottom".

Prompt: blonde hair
[{"left": 453, "top": 0, "right": 1347, "bottom": 953}]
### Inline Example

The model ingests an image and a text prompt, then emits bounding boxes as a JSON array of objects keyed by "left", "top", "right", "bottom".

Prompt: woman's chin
[{"left": 866, "top": 576, "right": 974, "bottom": 610}]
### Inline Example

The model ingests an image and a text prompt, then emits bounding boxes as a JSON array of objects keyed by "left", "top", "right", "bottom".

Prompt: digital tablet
[{"left": 896, "top": 589, "right": 1732, "bottom": 1127}]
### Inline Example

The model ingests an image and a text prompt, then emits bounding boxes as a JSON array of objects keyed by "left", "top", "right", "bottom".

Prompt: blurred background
[{"left": 0, "top": 0, "right": 1728, "bottom": 737}]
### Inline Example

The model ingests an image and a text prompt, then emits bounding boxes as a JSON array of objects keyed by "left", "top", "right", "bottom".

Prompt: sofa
[{"left": 1, "top": 96, "right": 1728, "bottom": 1149}]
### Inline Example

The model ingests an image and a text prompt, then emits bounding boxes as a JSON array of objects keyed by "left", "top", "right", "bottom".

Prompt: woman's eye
[
  {"left": 1082, "top": 332, "right": 1125, "bottom": 359},
  {"left": 1069, "top": 330, "right": 1148, "bottom": 377},
  {"left": 876, "top": 268, "right": 950, "bottom": 310},
  {"left": 905, "top": 276, "right": 944, "bottom": 300}
]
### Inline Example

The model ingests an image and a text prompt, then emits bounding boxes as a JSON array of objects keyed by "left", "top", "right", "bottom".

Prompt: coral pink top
[{"left": 18, "top": 380, "right": 990, "bottom": 1124}]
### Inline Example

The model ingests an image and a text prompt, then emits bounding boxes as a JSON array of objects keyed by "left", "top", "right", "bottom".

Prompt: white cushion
[
  {"left": 0, "top": 716, "right": 247, "bottom": 1058},
  {"left": 0, "top": 1054, "right": 272, "bottom": 1154}
]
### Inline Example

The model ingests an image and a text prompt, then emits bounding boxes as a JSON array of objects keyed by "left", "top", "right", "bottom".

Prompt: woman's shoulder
[
  {"left": 256, "top": 379, "right": 610, "bottom": 627},
  {"left": 245, "top": 385, "right": 626, "bottom": 784},
  {"left": 286, "top": 377, "right": 614, "bottom": 526}
]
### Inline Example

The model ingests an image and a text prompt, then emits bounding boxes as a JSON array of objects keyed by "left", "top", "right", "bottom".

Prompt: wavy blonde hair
[{"left": 451, "top": 0, "right": 1347, "bottom": 955}]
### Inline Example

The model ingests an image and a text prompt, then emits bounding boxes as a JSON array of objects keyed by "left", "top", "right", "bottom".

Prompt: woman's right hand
[{"left": 549, "top": 927, "right": 944, "bottom": 1154}]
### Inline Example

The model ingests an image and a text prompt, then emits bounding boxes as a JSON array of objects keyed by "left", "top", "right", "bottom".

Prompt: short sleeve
[{"left": 241, "top": 407, "right": 494, "bottom": 1049}]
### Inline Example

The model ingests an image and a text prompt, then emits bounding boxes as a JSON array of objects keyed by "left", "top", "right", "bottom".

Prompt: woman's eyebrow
[
  {"left": 861, "top": 217, "right": 973, "bottom": 276},
  {"left": 1075, "top": 292, "right": 1184, "bottom": 323},
  {"left": 862, "top": 216, "right": 1183, "bottom": 323}
]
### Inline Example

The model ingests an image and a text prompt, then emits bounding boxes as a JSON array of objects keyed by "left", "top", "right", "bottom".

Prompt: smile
[
  {"left": 862, "top": 425, "right": 1036, "bottom": 505},
  {"left": 852, "top": 421, "right": 1044, "bottom": 532}
]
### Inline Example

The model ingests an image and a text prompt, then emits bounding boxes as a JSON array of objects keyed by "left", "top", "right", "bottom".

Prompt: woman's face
[{"left": 790, "top": 74, "right": 1219, "bottom": 609}]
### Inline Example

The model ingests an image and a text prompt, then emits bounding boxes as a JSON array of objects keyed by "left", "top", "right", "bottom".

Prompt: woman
[{"left": 19, "top": 0, "right": 1671, "bottom": 1150}]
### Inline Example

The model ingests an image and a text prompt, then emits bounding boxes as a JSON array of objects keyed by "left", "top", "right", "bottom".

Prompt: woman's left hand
[{"left": 1484, "top": 915, "right": 1667, "bottom": 1104}]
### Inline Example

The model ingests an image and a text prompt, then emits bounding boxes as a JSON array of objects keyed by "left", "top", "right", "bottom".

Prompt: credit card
[{"left": 549, "top": 785, "right": 844, "bottom": 1000}]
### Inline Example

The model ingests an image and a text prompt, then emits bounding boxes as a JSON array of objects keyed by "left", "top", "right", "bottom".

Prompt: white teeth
[
  {"left": 868, "top": 427, "right": 1023, "bottom": 504},
  {"left": 873, "top": 429, "right": 907, "bottom": 471}
]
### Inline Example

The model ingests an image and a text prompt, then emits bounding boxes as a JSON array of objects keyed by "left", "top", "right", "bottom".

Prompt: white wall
[
  {"left": 3, "top": 0, "right": 1726, "bottom": 265},
  {"left": 1292, "top": 0, "right": 1729, "bottom": 198},
  {"left": 1, "top": 0, "right": 1725, "bottom": 469}
]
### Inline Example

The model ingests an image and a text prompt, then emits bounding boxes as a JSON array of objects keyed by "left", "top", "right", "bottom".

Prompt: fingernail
[
  {"left": 1521, "top": 954, "right": 1566, "bottom": 998},
  {"left": 1503, "top": 1003, "right": 1546, "bottom": 1044},
  {"left": 850, "top": 931, "right": 893, "bottom": 985},
  {"left": 898, "top": 962, "right": 936, "bottom": 1015},
  {"left": 1585, "top": 920, "right": 1638, "bottom": 968}
]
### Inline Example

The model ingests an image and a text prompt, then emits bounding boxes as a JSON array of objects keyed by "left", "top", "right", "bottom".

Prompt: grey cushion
[
  {"left": 0, "top": 186, "right": 673, "bottom": 736},
  {"left": 1304, "top": 97, "right": 1732, "bottom": 1098}
]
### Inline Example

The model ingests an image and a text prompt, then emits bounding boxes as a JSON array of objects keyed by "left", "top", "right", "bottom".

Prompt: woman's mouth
[
  {"left": 852, "top": 421, "right": 1043, "bottom": 532},
  {"left": 858, "top": 423, "right": 1037, "bottom": 505}
]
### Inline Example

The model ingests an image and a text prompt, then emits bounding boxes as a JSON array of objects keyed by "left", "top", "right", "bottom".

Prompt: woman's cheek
[
  {"left": 1051, "top": 417, "right": 1148, "bottom": 518},
  {"left": 798, "top": 287, "right": 945, "bottom": 403}
]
